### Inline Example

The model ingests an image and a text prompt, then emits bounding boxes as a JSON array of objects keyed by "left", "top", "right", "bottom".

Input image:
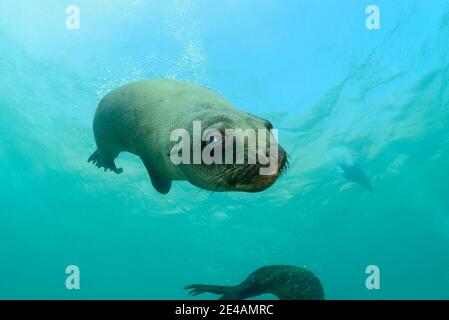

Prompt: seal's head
[{"left": 172, "top": 109, "right": 289, "bottom": 193}]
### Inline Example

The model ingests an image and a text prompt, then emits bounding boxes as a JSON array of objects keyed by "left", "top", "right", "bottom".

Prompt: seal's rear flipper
[
  {"left": 141, "top": 157, "right": 172, "bottom": 194},
  {"left": 88, "top": 150, "right": 123, "bottom": 174}
]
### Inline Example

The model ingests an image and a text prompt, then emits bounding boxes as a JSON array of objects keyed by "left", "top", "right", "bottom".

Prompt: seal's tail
[{"left": 88, "top": 150, "right": 123, "bottom": 174}]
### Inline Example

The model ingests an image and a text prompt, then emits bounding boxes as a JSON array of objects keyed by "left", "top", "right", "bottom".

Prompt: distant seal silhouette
[
  {"left": 88, "top": 79, "right": 288, "bottom": 194},
  {"left": 185, "top": 265, "right": 325, "bottom": 300},
  {"left": 339, "top": 163, "right": 373, "bottom": 192},
  {"left": 328, "top": 147, "right": 373, "bottom": 192}
]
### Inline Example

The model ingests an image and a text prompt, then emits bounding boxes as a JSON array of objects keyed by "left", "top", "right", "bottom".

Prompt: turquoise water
[{"left": 1, "top": 0, "right": 449, "bottom": 299}]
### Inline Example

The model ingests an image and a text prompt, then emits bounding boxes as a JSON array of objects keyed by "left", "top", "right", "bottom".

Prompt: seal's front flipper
[
  {"left": 184, "top": 285, "right": 243, "bottom": 300},
  {"left": 141, "top": 157, "right": 172, "bottom": 194},
  {"left": 184, "top": 285, "right": 231, "bottom": 297},
  {"left": 88, "top": 150, "right": 123, "bottom": 174}
]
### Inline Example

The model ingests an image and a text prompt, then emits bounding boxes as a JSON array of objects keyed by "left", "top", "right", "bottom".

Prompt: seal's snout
[
  {"left": 256, "top": 146, "right": 288, "bottom": 188},
  {"left": 233, "top": 146, "right": 288, "bottom": 192},
  {"left": 278, "top": 147, "right": 289, "bottom": 175}
]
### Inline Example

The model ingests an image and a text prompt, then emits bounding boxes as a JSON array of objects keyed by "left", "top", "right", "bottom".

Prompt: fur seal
[
  {"left": 329, "top": 147, "right": 373, "bottom": 192},
  {"left": 339, "top": 163, "right": 373, "bottom": 192},
  {"left": 88, "top": 79, "right": 288, "bottom": 194},
  {"left": 185, "top": 265, "right": 325, "bottom": 300}
]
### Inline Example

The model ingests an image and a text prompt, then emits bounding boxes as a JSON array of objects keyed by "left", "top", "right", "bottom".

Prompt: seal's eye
[
  {"left": 208, "top": 136, "right": 217, "bottom": 144},
  {"left": 201, "top": 135, "right": 218, "bottom": 150},
  {"left": 201, "top": 135, "right": 220, "bottom": 158}
]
